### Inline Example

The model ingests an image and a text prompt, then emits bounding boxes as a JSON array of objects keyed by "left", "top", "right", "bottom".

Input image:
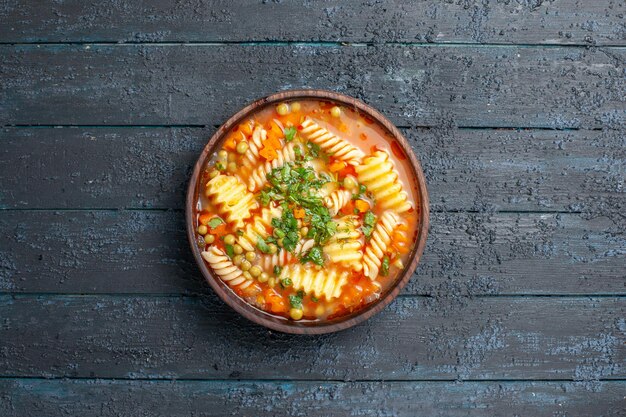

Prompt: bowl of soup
[{"left": 186, "top": 90, "right": 429, "bottom": 334}]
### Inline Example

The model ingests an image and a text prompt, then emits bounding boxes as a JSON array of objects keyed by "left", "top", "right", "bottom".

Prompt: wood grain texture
[
  {"left": 0, "top": 210, "right": 623, "bottom": 295},
  {"left": 0, "top": 295, "right": 623, "bottom": 381},
  {"left": 2, "top": 45, "right": 624, "bottom": 128},
  {"left": 1, "top": 127, "right": 624, "bottom": 213},
  {"left": 1, "top": 379, "right": 625, "bottom": 417},
  {"left": 1, "top": 0, "right": 625, "bottom": 46}
]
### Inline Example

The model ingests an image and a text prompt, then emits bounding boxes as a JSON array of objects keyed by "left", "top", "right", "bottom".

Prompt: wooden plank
[
  {"left": 2, "top": 45, "right": 624, "bottom": 128},
  {"left": 1, "top": 379, "right": 624, "bottom": 417},
  {"left": 0, "top": 210, "right": 623, "bottom": 295},
  {"left": 0, "top": 295, "right": 623, "bottom": 380},
  {"left": 1, "top": 1, "right": 625, "bottom": 46},
  {"left": 1, "top": 127, "right": 624, "bottom": 213}
]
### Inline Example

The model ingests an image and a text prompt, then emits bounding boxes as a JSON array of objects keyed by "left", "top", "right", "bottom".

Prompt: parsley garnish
[
  {"left": 289, "top": 294, "right": 303, "bottom": 309},
  {"left": 207, "top": 217, "right": 224, "bottom": 229},
  {"left": 225, "top": 244, "right": 235, "bottom": 258},
  {"left": 301, "top": 246, "right": 324, "bottom": 266},
  {"left": 284, "top": 126, "right": 297, "bottom": 142},
  {"left": 381, "top": 256, "right": 390, "bottom": 276},
  {"left": 280, "top": 278, "right": 293, "bottom": 288},
  {"left": 352, "top": 184, "right": 368, "bottom": 200},
  {"left": 257, "top": 236, "right": 271, "bottom": 254},
  {"left": 259, "top": 162, "right": 337, "bottom": 251},
  {"left": 271, "top": 210, "right": 300, "bottom": 252},
  {"left": 361, "top": 211, "right": 377, "bottom": 239},
  {"left": 311, "top": 295, "right": 319, "bottom": 302},
  {"left": 273, "top": 265, "right": 282, "bottom": 276}
]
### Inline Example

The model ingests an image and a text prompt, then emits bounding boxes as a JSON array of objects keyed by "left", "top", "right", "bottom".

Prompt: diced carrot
[
  {"left": 198, "top": 212, "right": 212, "bottom": 226},
  {"left": 340, "top": 200, "right": 355, "bottom": 215},
  {"left": 293, "top": 207, "right": 306, "bottom": 219},
  {"left": 259, "top": 147, "right": 278, "bottom": 161},
  {"left": 263, "top": 289, "right": 287, "bottom": 313},
  {"left": 280, "top": 112, "right": 302, "bottom": 127},
  {"left": 265, "top": 135, "right": 281, "bottom": 150},
  {"left": 328, "top": 160, "right": 347, "bottom": 173},
  {"left": 223, "top": 135, "right": 237, "bottom": 151},
  {"left": 267, "top": 119, "right": 283, "bottom": 137},
  {"left": 240, "top": 120, "right": 254, "bottom": 136},
  {"left": 355, "top": 199, "right": 370, "bottom": 213},
  {"left": 338, "top": 164, "right": 356, "bottom": 178}
]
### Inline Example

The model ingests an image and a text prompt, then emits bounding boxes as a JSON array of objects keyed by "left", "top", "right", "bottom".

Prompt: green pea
[
  {"left": 236, "top": 141, "right": 249, "bottom": 154},
  {"left": 245, "top": 251, "right": 256, "bottom": 262},
  {"left": 233, "top": 244, "right": 243, "bottom": 255},
  {"left": 268, "top": 244, "right": 278, "bottom": 254},
  {"left": 249, "top": 266, "right": 262, "bottom": 277},
  {"left": 197, "top": 225, "right": 208, "bottom": 235},
  {"left": 241, "top": 260, "right": 252, "bottom": 271},
  {"left": 273, "top": 228, "right": 286, "bottom": 239},
  {"left": 217, "top": 150, "right": 228, "bottom": 160},
  {"left": 224, "top": 234, "right": 236, "bottom": 245},
  {"left": 233, "top": 255, "right": 243, "bottom": 266},
  {"left": 258, "top": 272, "right": 269, "bottom": 283},
  {"left": 276, "top": 103, "right": 290, "bottom": 115},
  {"left": 204, "top": 234, "right": 215, "bottom": 244}
]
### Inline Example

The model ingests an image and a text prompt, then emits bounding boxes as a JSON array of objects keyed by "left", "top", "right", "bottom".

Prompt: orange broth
[{"left": 194, "top": 99, "right": 420, "bottom": 322}]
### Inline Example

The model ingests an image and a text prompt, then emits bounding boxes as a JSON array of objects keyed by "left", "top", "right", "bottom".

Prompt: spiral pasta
[
  {"left": 279, "top": 263, "right": 349, "bottom": 300},
  {"left": 202, "top": 246, "right": 255, "bottom": 290},
  {"left": 355, "top": 150, "right": 412, "bottom": 214},
  {"left": 241, "top": 125, "right": 267, "bottom": 172},
  {"left": 248, "top": 142, "right": 298, "bottom": 191},
  {"left": 323, "top": 215, "right": 363, "bottom": 271},
  {"left": 259, "top": 239, "right": 315, "bottom": 271},
  {"left": 363, "top": 210, "right": 401, "bottom": 279},
  {"left": 324, "top": 189, "right": 352, "bottom": 216},
  {"left": 205, "top": 174, "right": 258, "bottom": 228},
  {"left": 300, "top": 118, "right": 365, "bottom": 166},
  {"left": 236, "top": 205, "right": 282, "bottom": 252}
]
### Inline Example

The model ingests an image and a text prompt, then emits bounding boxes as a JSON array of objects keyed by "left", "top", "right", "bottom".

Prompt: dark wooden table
[{"left": 1, "top": 1, "right": 625, "bottom": 416}]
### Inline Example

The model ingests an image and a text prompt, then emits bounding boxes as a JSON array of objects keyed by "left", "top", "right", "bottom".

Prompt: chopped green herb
[
  {"left": 257, "top": 236, "right": 271, "bottom": 254},
  {"left": 273, "top": 265, "right": 283, "bottom": 277},
  {"left": 297, "top": 290, "right": 305, "bottom": 297},
  {"left": 236, "top": 229, "right": 244, "bottom": 236},
  {"left": 294, "top": 145, "right": 302, "bottom": 159},
  {"left": 271, "top": 210, "right": 300, "bottom": 252},
  {"left": 311, "top": 296, "right": 319, "bottom": 302},
  {"left": 352, "top": 183, "right": 368, "bottom": 200},
  {"left": 289, "top": 294, "right": 303, "bottom": 309},
  {"left": 361, "top": 211, "right": 377, "bottom": 239},
  {"left": 301, "top": 245, "right": 324, "bottom": 266},
  {"left": 225, "top": 244, "right": 235, "bottom": 258},
  {"left": 306, "top": 141, "right": 321, "bottom": 157},
  {"left": 284, "top": 126, "right": 297, "bottom": 142},
  {"left": 280, "top": 278, "right": 293, "bottom": 288},
  {"left": 381, "top": 256, "right": 390, "bottom": 276},
  {"left": 207, "top": 217, "right": 224, "bottom": 229}
]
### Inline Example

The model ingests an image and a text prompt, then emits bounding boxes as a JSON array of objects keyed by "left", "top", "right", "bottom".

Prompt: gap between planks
[
  {"left": 0, "top": 375, "right": 624, "bottom": 383},
  {"left": 1, "top": 41, "right": 626, "bottom": 49}
]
